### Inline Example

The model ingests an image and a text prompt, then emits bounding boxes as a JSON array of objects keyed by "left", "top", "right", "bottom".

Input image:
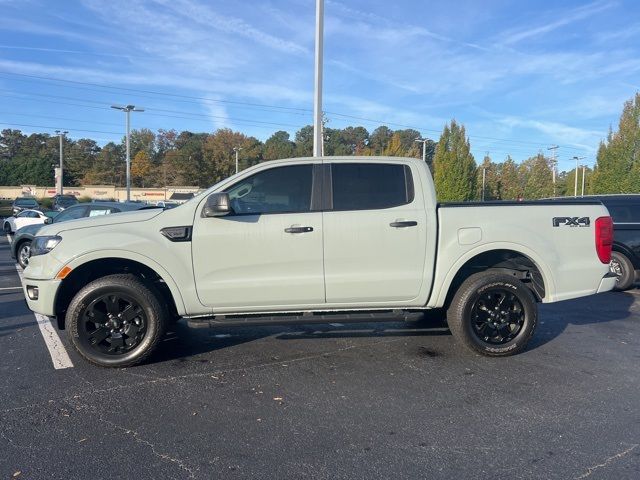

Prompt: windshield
[{"left": 15, "top": 198, "right": 37, "bottom": 206}]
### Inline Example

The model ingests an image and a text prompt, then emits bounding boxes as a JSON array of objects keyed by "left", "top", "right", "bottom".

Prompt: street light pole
[
  {"left": 414, "top": 137, "right": 429, "bottom": 163},
  {"left": 548, "top": 145, "right": 558, "bottom": 197},
  {"left": 581, "top": 165, "right": 586, "bottom": 196},
  {"left": 313, "top": 0, "right": 324, "bottom": 157},
  {"left": 54, "top": 130, "right": 68, "bottom": 195},
  {"left": 482, "top": 167, "right": 486, "bottom": 201},
  {"left": 233, "top": 147, "right": 242, "bottom": 174},
  {"left": 111, "top": 105, "right": 144, "bottom": 202},
  {"left": 572, "top": 156, "right": 585, "bottom": 197}
]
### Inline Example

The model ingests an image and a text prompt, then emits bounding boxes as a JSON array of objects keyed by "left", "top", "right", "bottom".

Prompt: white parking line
[
  {"left": 0, "top": 286, "right": 23, "bottom": 290},
  {"left": 6, "top": 233, "right": 74, "bottom": 369}
]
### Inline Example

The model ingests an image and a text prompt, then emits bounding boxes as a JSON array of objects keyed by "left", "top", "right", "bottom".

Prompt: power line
[{"left": 0, "top": 71, "right": 313, "bottom": 114}]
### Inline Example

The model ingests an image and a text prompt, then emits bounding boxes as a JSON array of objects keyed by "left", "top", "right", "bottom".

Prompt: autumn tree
[
  {"left": 433, "top": 120, "right": 477, "bottom": 201},
  {"left": 131, "top": 151, "right": 153, "bottom": 187}
]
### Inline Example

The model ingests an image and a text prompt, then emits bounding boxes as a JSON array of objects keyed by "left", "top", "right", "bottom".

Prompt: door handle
[
  {"left": 285, "top": 226, "right": 314, "bottom": 234},
  {"left": 389, "top": 220, "right": 417, "bottom": 228}
]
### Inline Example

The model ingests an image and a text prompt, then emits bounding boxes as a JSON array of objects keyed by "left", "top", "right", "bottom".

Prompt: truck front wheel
[
  {"left": 66, "top": 274, "right": 167, "bottom": 367},
  {"left": 447, "top": 272, "right": 537, "bottom": 356}
]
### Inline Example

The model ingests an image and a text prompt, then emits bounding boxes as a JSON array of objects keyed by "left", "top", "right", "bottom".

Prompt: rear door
[{"left": 322, "top": 162, "right": 428, "bottom": 303}]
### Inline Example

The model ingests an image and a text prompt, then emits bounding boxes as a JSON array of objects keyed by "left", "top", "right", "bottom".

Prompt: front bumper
[
  {"left": 22, "top": 276, "right": 62, "bottom": 317},
  {"left": 596, "top": 272, "right": 618, "bottom": 293}
]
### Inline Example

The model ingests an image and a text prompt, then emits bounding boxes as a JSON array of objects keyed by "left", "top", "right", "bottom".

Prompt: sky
[{"left": 0, "top": 0, "right": 639, "bottom": 171}]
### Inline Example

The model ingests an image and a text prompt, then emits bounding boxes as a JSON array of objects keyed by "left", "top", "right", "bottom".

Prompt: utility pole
[
  {"left": 572, "top": 156, "right": 585, "bottom": 197},
  {"left": 233, "top": 147, "right": 242, "bottom": 174},
  {"left": 313, "top": 0, "right": 324, "bottom": 157},
  {"left": 581, "top": 165, "right": 587, "bottom": 196},
  {"left": 482, "top": 167, "right": 486, "bottom": 201},
  {"left": 414, "top": 137, "right": 429, "bottom": 163},
  {"left": 54, "top": 130, "right": 68, "bottom": 195},
  {"left": 111, "top": 105, "right": 144, "bottom": 202},
  {"left": 548, "top": 145, "right": 558, "bottom": 197}
]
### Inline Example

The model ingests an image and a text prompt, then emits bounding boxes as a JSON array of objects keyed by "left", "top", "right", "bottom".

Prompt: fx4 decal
[{"left": 552, "top": 216, "right": 590, "bottom": 227}]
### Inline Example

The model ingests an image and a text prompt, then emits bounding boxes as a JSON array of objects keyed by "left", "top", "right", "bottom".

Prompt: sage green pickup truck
[{"left": 21, "top": 156, "right": 616, "bottom": 367}]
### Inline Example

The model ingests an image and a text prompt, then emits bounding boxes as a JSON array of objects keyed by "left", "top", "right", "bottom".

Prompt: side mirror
[
  {"left": 45, "top": 217, "right": 53, "bottom": 224},
  {"left": 202, "top": 193, "right": 232, "bottom": 217}
]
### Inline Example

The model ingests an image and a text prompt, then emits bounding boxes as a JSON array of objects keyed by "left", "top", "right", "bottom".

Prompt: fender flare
[
  {"left": 63, "top": 249, "right": 187, "bottom": 315},
  {"left": 432, "top": 241, "right": 557, "bottom": 307}
]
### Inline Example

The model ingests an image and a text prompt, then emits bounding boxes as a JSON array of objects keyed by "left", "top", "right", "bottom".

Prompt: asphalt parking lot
[{"left": 1, "top": 232, "right": 639, "bottom": 480}]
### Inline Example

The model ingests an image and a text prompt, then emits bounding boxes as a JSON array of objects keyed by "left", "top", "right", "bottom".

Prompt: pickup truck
[{"left": 21, "top": 156, "right": 616, "bottom": 367}]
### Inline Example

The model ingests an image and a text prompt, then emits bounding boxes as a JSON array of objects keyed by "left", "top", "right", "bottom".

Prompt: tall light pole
[
  {"left": 233, "top": 147, "right": 242, "bottom": 174},
  {"left": 414, "top": 137, "right": 429, "bottom": 163},
  {"left": 313, "top": 0, "right": 324, "bottom": 157},
  {"left": 548, "top": 145, "right": 558, "bottom": 196},
  {"left": 572, "top": 156, "right": 585, "bottom": 197},
  {"left": 482, "top": 167, "right": 487, "bottom": 201},
  {"left": 581, "top": 165, "right": 587, "bottom": 196},
  {"left": 111, "top": 104, "right": 144, "bottom": 202},
  {"left": 54, "top": 130, "right": 68, "bottom": 195}
]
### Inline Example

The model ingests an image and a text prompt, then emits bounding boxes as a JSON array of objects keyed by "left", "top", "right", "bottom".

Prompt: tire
[
  {"left": 609, "top": 251, "right": 634, "bottom": 291},
  {"left": 447, "top": 272, "right": 538, "bottom": 357},
  {"left": 66, "top": 274, "right": 167, "bottom": 367},
  {"left": 16, "top": 240, "right": 31, "bottom": 269}
]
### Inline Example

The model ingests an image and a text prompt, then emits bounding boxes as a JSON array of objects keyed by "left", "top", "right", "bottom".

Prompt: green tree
[
  {"left": 294, "top": 125, "right": 313, "bottom": 157},
  {"left": 367, "top": 126, "right": 393, "bottom": 155},
  {"left": 264, "top": 131, "right": 295, "bottom": 160},
  {"left": 477, "top": 155, "right": 500, "bottom": 200},
  {"left": 523, "top": 153, "right": 553, "bottom": 199},
  {"left": 498, "top": 156, "right": 521, "bottom": 200},
  {"left": 591, "top": 93, "right": 640, "bottom": 193},
  {"left": 433, "top": 120, "right": 477, "bottom": 201}
]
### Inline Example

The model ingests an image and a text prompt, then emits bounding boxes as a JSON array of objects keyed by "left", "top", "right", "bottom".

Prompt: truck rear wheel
[
  {"left": 66, "top": 274, "right": 167, "bottom": 367},
  {"left": 609, "top": 251, "right": 634, "bottom": 291},
  {"left": 447, "top": 272, "right": 537, "bottom": 356}
]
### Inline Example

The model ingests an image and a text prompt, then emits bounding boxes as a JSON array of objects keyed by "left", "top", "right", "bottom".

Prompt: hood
[
  {"left": 15, "top": 223, "right": 44, "bottom": 236},
  {"left": 37, "top": 209, "right": 164, "bottom": 236}
]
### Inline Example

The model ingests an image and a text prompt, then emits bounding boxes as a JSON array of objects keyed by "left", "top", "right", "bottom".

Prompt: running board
[{"left": 186, "top": 310, "right": 425, "bottom": 328}]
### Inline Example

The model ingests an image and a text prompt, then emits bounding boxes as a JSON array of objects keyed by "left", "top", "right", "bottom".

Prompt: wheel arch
[
  {"left": 611, "top": 241, "right": 640, "bottom": 270},
  {"left": 433, "top": 245, "right": 554, "bottom": 309},
  {"left": 54, "top": 253, "right": 186, "bottom": 329}
]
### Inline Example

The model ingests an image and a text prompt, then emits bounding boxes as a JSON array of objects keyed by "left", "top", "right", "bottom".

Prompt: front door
[{"left": 192, "top": 163, "right": 325, "bottom": 310}]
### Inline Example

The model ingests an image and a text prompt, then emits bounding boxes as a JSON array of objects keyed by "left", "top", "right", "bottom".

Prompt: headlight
[{"left": 31, "top": 235, "right": 62, "bottom": 256}]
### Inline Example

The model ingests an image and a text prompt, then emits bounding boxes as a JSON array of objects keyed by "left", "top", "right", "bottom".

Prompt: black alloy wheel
[
  {"left": 447, "top": 271, "right": 538, "bottom": 356},
  {"left": 79, "top": 293, "right": 148, "bottom": 355},
  {"left": 67, "top": 274, "right": 167, "bottom": 367},
  {"left": 470, "top": 288, "right": 525, "bottom": 345}
]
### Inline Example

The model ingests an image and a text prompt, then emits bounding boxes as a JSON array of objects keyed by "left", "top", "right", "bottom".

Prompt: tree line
[{"left": 1, "top": 92, "right": 638, "bottom": 200}]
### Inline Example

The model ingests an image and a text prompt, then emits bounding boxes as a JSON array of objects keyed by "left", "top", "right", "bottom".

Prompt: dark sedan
[
  {"left": 12, "top": 197, "right": 39, "bottom": 216},
  {"left": 11, "top": 201, "right": 150, "bottom": 268}
]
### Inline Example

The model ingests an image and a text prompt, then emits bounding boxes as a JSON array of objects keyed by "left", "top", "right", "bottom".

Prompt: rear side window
[
  {"left": 331, "top": 163, "right": 414, "bottom": 211},
  {"left": 225, "top": 165, "right": 313, "bottom": 215},
  {"left": 55, "top": 206, "right": 88, "bottom": 222}
]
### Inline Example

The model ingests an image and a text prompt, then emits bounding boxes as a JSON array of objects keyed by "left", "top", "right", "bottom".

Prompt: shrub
[
  {"left": 38, "top": 197, "right": 53, "bottom": 209},
  {"left": 78, "top": 196, "right": 92, "bottom": 203}
]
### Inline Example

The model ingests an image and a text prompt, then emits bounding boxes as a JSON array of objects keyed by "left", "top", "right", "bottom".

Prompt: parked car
[
  {"left": 21, "top": 156, "right": 616, "bottom": 368},
  {"left": 3, "top": 209, "right": 48, "bottom": 234},
  {"left": 12, "top": 197, "right": 39, "bottom": 216},
  {"left": 11, "top": 201, "right": 146, "bottom": 269},
  {"left": 52, "top": 194, "right": 78, "bottom": 211},
  {"left": 553, "top": 194, "right": 640, "bottom": 290}
]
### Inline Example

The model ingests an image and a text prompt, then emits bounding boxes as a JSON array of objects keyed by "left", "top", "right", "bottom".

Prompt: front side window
[
  {"left": 331, "top": 163, "right": 414, "bottom": 211},
  {"left": 225, "top": 165, "right": 313, "bottom": 215}
]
